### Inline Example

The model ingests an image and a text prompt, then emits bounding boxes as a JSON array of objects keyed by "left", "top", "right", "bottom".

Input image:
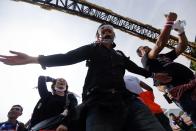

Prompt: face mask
[
  {"left": 54, "top": 78, "right": 67, "bottom": 92},
  {"left": 100, "top": 37, "right": 114, "bottom": 44},
  {"left": 54, "top": 86, "right": 66, "bottom": 92}
]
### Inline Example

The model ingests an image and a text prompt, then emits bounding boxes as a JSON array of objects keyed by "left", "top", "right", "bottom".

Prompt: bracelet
[
  {"left": 166, "top": 21, "right": 174, "bottom": 24},
  {"left": 164, "top": 24, "right": 173, "bottom": 27},
  {"left": 164, "top": 21, "right": 174, "bottom": 28}
]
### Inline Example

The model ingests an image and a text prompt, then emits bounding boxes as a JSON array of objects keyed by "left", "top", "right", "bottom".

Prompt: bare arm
[
  {"left": 38, "top": 76, "right": 53, "bottom": 98},
  {"left": 175, "top": 32, "right": 188, "bottom": 56},
  {"left": 148, "top": 12, "right": 177, "bottom": 59},
  {"left": 139, "top": 81, "right": 153, "bottom": 91},
  {"left": 0, "top": 44, "right": 92, "bottom": 67}
]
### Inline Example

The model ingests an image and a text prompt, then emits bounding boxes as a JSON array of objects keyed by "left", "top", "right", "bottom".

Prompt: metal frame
[{"left": 13, "top": 0, "right": 196, "bottom": 61}]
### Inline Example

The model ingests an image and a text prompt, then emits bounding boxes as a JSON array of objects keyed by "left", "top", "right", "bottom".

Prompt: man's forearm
[
  {"left": 29, "top": 56, "right": 39, "bottom": 64},
  {"left": 156, "top": 25, "right": 172, "bottom": 48},
  {"left": 175, "top": 32, "right": 188, "bottom": 55}
]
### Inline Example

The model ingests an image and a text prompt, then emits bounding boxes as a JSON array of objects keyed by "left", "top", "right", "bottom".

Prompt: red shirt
[{"left": 139, "top": 91, "right": 163, "bottom": 114}]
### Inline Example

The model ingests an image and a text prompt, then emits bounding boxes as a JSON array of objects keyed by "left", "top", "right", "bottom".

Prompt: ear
[{"left": 97, "top": 33, "right": 101, "bottom": 38}]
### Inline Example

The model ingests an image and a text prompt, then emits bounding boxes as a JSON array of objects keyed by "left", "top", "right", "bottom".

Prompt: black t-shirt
[
  {"left": 30, "top": 94, "right": 67, "bottom": 128},
  {"left": 141, "top": 50, "right": 194, "bottom": 86}
]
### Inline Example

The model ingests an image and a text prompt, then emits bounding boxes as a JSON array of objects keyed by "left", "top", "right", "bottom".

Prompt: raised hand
[
  {"left": 0, "top": 51, "right": 38, "bottom": 65},
  {"left": 165, "top": 12, "right": 177, "bottom": 22}
]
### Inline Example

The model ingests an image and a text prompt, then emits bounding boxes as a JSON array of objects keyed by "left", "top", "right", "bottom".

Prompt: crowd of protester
[{"left": 0, "top": 12, "right": 195, "bottom": 131}]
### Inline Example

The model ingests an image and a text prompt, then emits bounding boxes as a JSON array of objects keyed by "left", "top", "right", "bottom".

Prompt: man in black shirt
[
  {"left": 0, "top": 23, "right": 171, "bottom": 131},
  {"left": 136, "top": 12, "right": 196, "bottom": 125},
  {"left": 0, "top": 105, "right": 26, "bottom": 131}
]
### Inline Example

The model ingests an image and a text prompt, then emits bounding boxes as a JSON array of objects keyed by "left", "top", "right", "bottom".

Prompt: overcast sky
[{"left": 0, "top": 0, "right": 196, "bottom": 122}]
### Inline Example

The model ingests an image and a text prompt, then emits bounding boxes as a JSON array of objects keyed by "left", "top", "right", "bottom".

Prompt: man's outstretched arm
[
  {"left": 0, "top": 51, "right": 38, "bottom": 65},
  {"left": 0, "top": 44, "right": 93, "bottom": 68}
]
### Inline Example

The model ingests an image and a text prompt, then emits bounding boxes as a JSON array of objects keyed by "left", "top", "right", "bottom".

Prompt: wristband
[
  {"left": 164, "top": 24, "right": 173, "bottom": 27},
  {"left": 164, "top": 21, "right": 174, "bottom": 27},
  {"left": 166, "top": 21, "right": 174, "bottom": 24}
]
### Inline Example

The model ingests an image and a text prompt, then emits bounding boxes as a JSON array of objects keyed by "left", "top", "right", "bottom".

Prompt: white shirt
[{"left": 124, "top": 75, "right": 143, "bottom": 94}]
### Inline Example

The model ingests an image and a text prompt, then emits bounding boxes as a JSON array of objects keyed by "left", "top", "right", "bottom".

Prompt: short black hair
[{"left": 12, "top": 105, "right": 23, "bottom": 112}]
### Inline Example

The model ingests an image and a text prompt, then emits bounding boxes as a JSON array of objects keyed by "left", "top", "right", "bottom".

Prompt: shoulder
[
  {"left": 115, "top": 50, "right": 126, "bottom": 57},
  {"left": 74, "top": 43, "right": 98, "bottom": 52},
  {"left": 115, "top": 50, "right": 130, "bottom": 61},
  {"left": 0, "top": 122, "right": 6, "bottom": 126},
  {"left": 89, "top": 42, "right": 100, "bottom": 48},
  {"left": 66, "top": 91, "right": 78, "bottom": 106},
  {"left": 17, "top": 121, "right": 25, "bottom": 126},
  {"left": 66, "top": 92, "right": 77, "bottom": 99},
  {"left": 0, "top": 122, "right": 7, "bottom": 130},
  {"left": 85, "top": 42, "right": 101, "bottom": 53}
]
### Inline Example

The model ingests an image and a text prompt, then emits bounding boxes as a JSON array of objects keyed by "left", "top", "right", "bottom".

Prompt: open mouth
[
  {"left": 104, "top": 35, "right": 112, "bottom": 39},
  {"left": 58, "top": 87, "right": 65, "bottom": 89}
]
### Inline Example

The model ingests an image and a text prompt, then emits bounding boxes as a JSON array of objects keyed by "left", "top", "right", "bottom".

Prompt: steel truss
[{"left": 13, "top": 0, "right": 196, "bottom": 61}]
